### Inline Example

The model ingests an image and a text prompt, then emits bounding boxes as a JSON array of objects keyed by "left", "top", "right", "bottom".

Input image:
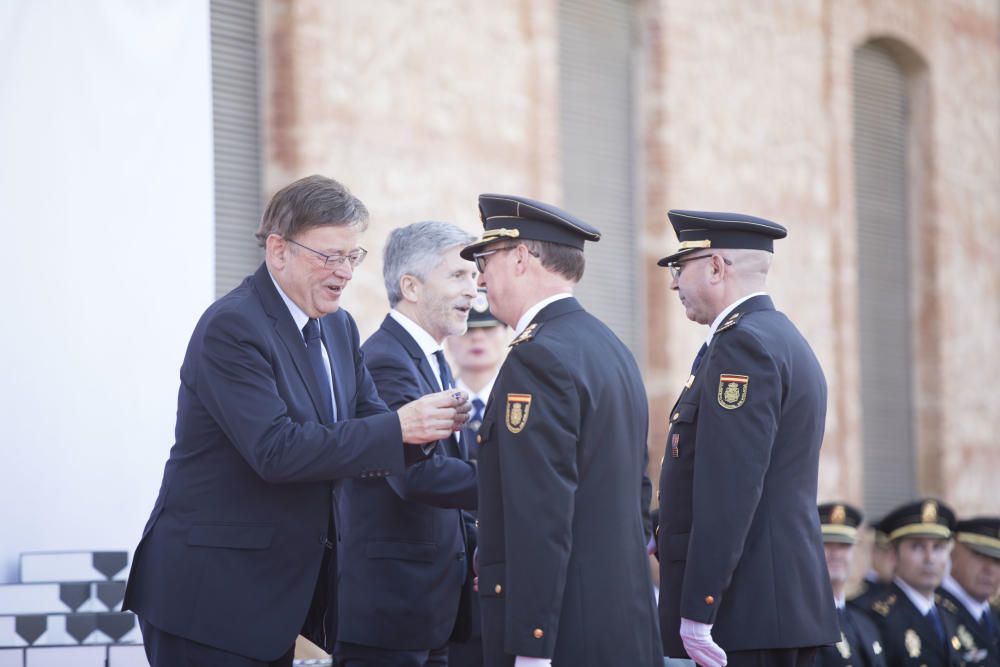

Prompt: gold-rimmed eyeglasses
[{"left": 667, "top": 254, "right": 731, "bottom": 280}]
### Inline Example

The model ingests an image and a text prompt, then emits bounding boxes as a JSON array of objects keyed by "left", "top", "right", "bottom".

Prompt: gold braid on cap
[
  {"left": 678, "top": 240, "right": 711, "bottom": 249},
  {"left": 481, "top": 228, "right": 520, "bottom": 241}
]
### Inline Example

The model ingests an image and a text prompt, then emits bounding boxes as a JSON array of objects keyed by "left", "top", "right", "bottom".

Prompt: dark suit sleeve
[
  {"left": 196, "top": 307, "right": 404, "bottom": 483},
  {"left": 681, "top": 326, "right": 781, "bottom": 623},
  {"left": 366, "top": 343, "right": 478, "bottom": 510},
  {"left": 496, "top": 343, "right": 579, "bottom": 658}
]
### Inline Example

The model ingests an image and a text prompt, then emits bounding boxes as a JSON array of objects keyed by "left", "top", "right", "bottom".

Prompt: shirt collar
[
  {"left": 456, "top": 376, "right": 496, "bottom": 403},
  {"left": 942, "top": 575, "right": 990, "bottom": 620},
  {"left": 894, "top": 576, "right": 936, "bottom": 615},
  {"left": 515, "top": 293, "right": 573, "bottom": 336},
  {"left": 269, "top": 271, "right": 310, "bottom": 337},
  {"left": 706, "top": 292, "right": 767, "bottom": 346},
  {"left": 835, "top": 595, "right": 846, "bottom": 610},
  {"left": 389, "top": 309, "right": 443, "bottom": 358}
]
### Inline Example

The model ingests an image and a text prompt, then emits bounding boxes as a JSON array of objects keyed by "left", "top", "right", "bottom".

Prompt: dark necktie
[
  {"left": 303, "top": 319, "right": 335, "bottom": 424},
  {"left": 470, "top": 397, "right": 485, "bottom": 433},
  {"left": 927, "top": 605, "right": 946, "bottom": 646},
  {"left": 690, "top": 343, "right": 708, "bottom": 374},
  {"left": 982, "top": 609, "right": 998, "bottom": 641},
  {"left": 433, "top": 349, "right": 454, "bottom": 391}
]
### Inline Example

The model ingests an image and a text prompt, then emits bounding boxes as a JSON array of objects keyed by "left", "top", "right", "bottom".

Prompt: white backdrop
[{"left": 0, "top": 1, "right": 215, "bottom": 582}]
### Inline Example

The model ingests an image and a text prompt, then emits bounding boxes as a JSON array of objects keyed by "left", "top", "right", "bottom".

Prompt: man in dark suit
[
  {"left": 446, "top": 290, "right": 509, "bottom": 667},
  {"left": 655, "top": 210, "right": 839, "bottom": 667},
  {"left": 461, "top": 194, "right": 663, "bottom": 667},
  {"left": 937, "top": 516, "right": 1000, "bottom": 667},
  {"left": 333, "top": 221, "right": 480, "bottom": 667},
  {"left": 857, "top": 499, "right": 963, "bottom": 667},
  {"left": 123, "top": 176, "right": 468, "bottom": 667},
  {"left": 816, "top": 503, "right": 887, "bottom": 667}
]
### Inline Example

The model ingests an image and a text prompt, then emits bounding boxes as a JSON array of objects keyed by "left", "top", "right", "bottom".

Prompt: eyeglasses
[
  {"left": 667, "top": 254, "right": 732, "bottom": 280},
  {"left": 472, "top": 245, "right": 518, "bottom": 273},
  {"left": 288, "top": 239, "right": 368, "bottom": 269}
]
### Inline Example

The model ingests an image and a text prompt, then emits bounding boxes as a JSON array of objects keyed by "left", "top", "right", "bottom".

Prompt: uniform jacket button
[
  {"left": 533, "top": 628, "right": 544, "bottom": 639},
  {"left": 705, "top": 595, "right": 714, "bottom": 605},
  {"left": 494, "top": 584, "right": 502, "bottom": 595},
  {"left": 672, "top": 412, "right": 680, "bottom": 421},
  {"left": 474, "top": 520, "right": 480, "bottom": 529},
  {"left": 476, "top": 434, "right": 482, "bottom": 444}
]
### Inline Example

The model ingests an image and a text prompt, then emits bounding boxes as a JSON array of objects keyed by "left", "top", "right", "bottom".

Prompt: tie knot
[
  {"left": 472, "top": 398, "right": 485, "bottom": 411},
  {"left": 303, "top": 319, "right": 321, "bottom": 341}
]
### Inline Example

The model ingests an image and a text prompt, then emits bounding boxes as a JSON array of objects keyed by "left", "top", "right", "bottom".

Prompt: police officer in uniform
[
  {"left": 937, "top": 517, "right": 1000, "bottom": 667},
  {"left": 462, "top": 194, "right": 662, "bottom": 667},
  {"left": 857, "top": 499, "right": 963, "bottom": 667},
  {"left": 817, "top": 502, "right": 887, "bottom": 667},
  {"left": 656, "top": 210, "right": 839, "bottom": 667},
  {"left": 852, "top": 518, "right": 896, "bottom": 612}
]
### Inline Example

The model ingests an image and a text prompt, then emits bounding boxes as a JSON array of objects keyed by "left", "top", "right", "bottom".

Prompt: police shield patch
[
  {"left": 717, "top": 374, "right": 749, "bottom": 409},
  {"left": 505, "top": 393, "right": 532, "bottom": 433}
]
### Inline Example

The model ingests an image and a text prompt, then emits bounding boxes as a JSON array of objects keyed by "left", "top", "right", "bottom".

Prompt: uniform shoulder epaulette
[
  {"left": 937, "top": 596, "right": 959, "bottom": 615},
  {"left": 872, "top": 594, "right": 896, "bottom": 617},
  {"left": 715, "top": 311, "right": 743, "bottom": 334},
  {"left": 509, "top": 322, "right": 543, "bottom": 347}
]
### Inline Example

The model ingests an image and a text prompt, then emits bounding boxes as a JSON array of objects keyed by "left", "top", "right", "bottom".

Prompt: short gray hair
[{"left": 383, "top": 221, "right": 477, "bottom": 307}]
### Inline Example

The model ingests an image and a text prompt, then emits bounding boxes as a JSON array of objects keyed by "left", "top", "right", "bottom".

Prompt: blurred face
[
  {"left": 411, "top": 246, "right": 478, "bottom": 342},
  {"left": 950, "top": 542, "right": 1000, "bottom": 603},
  {"left": 447, "top": 325, "right": 508, "bottom": 375},
  {"left": 670, "top": 254, "right": 721, "bottom": 325},
  {"left": 824, "top": 542, "right": 854, "bottom": 589},
  {"left": 894, "top": 537, "right": 951, "bottom": 596},
  {"left": 268, "top": 225, "right": 361, "bottom": 318},
  {"left": 871, "top": 542, "right": 897, "bottom": 582}
]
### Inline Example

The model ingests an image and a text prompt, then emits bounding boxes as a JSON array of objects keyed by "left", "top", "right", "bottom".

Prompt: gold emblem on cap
[
  {"left": 831, "top": 505, "right": 847, "bottom": 525},
  {"left": 482, "top": 228, "right": 520, "bottom": 241},
  {"left": 905, "top": 629, "right": 921, "bottom": 657},
  {"left": 472, "top": 291, "right": 489, "bottom": 313},
  {"left": 922, "top": 500, "right": 938, "bottom": 524},
  {"left": 678, "top": 240, "right": 712, "bottom": 250}
]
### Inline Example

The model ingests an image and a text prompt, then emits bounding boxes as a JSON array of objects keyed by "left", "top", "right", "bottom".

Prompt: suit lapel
[{"left": 252, "top": 264, "right": 332, "bottom": 423}]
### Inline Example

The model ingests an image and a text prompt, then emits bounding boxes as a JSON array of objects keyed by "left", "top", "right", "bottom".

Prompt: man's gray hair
[{"left": 383, "top": 221, "right": 477, "bottom": 307}]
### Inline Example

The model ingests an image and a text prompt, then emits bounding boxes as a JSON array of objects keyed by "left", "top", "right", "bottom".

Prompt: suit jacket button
[
  {"left": 475, "top": 520, "right": 480, "bottom": 529},
  {"left": 672, "top": 412, "right": 680, "bottom": 421},
  {"left": 533, "top": 628, "right": 544, "bottom": 639},
  {"left": 494, "top": 584, "right": 502, "bottom": 594},
  {"left": 705, "top": 595, "right": 714, "bottom": 605},
  {"left": 476, "top": 434, "right": 482, "bottom": 444}
]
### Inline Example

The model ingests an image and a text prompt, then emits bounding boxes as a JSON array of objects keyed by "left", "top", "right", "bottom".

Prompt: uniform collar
[
  {"left": 942, "top": 575, "right": 990, "bottom": 621},
  {"left": 515, "top": 293, "right": 572, "bottom": 336},
  {"left": 895, "top": 576, "right": 936, "bottom": 615},
  {"left": 706, "top": 292, "right": 767, "bottom": 346}
]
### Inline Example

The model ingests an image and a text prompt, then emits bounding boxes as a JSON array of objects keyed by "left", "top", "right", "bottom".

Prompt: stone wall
[{"left": 263, "top": 0, "right": 1000, "bottom": 515}]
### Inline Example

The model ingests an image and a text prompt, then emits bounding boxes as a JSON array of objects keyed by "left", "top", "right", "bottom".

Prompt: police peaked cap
[
  {"left": 880, "top": 498, "right": 956, "bottom": 542},
  {"left": 460, "top": 194, "right": 601, "bottom": 261},
  {"left": 818, "top": 502, "right": 865, "bottom": 545},
  {"left": 954, "top": 516, "right": 1000, "bottom": 560},
  {"left": 658, "top": 210, "right": 788, "bottom": 267}
]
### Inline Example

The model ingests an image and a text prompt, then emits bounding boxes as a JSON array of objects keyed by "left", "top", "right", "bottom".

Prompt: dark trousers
[
  {"left": 139, "top": 618, "right": 294, "bottom": 667},
  {"left": 446, "top": 637, "right": 482, "bottom": 667},
  {"left": 335, "top": 641, "right": 448, "bottom": 667},
  {"left": 727, "top": 647, "right": 819, "bottom": 667}
]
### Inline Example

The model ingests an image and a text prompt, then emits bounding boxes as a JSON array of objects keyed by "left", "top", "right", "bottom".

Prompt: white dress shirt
[
  {"left": 942, "top": 574, "right": 991, "bottom": 621},
  {"left": 704, "top": 291, "right": 767, "bottom": 347},
  {"left": 894, "top": 576, "right": 936, "bottom": 615},
  {"left": 389, "top": 310, "right": 447, "bottom": 389},
  {"left": 270, "top": 272, "right": 337, "bottom": 420}
]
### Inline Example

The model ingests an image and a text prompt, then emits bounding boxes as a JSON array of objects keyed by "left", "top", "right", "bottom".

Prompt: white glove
[
  {"left": 514, "top": 657, "right": 552, "bottom": 667},
  {"left": 680, "top": 617, "right": 727, "bottom": 667}
]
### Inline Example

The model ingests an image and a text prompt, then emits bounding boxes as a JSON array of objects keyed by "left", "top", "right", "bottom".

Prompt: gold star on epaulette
[
  {"left": 716, "top": 311, "right": 743, "bottom": 334},
  {"left": 510, "top": 322, "right": 542, "bottom": 347},
  {"left": 872, "top": 595, "right": 896, "bottom": 617},
  {"left": 939, "top": 597, "right": 959, "bottom": 615}
]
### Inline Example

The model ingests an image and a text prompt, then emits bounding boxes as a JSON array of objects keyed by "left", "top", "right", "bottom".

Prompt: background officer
[
  {"left": 857, "top": 499, "right": 962, "bottom": 667},
  {"left": 462, "top": 194, "right": 662, "bottom": 667},
  {"left": 656, "top": 210, "right": 839, "bottom": 667},
  {"left": 817, "top": 502, "right": 887, "bottom": 667},
  {"left": 447, "top": 290, "right": 509, "bottom": 667},
  {"left": 853, "top": 517, "right": 896, "bottom": 610},
  {"left": 938, "top": 517, "right": 1000, "bottom": 667}
]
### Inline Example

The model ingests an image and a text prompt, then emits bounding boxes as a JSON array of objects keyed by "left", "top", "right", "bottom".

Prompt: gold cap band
[
  {"left": 678, "top": 239, "right": 711, "bottom": 250},
  {"left": 822, "top": 525, "right": 859, "bottom": 540},
  {"left": 482, "top": 228, "right": 520, "bottom": 241},
  {"left": 888, "top": 523, "right": 952, "bottom": 542},
  {"left": 956, "top": 531, "right": 1000, "bottom": 552}
]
